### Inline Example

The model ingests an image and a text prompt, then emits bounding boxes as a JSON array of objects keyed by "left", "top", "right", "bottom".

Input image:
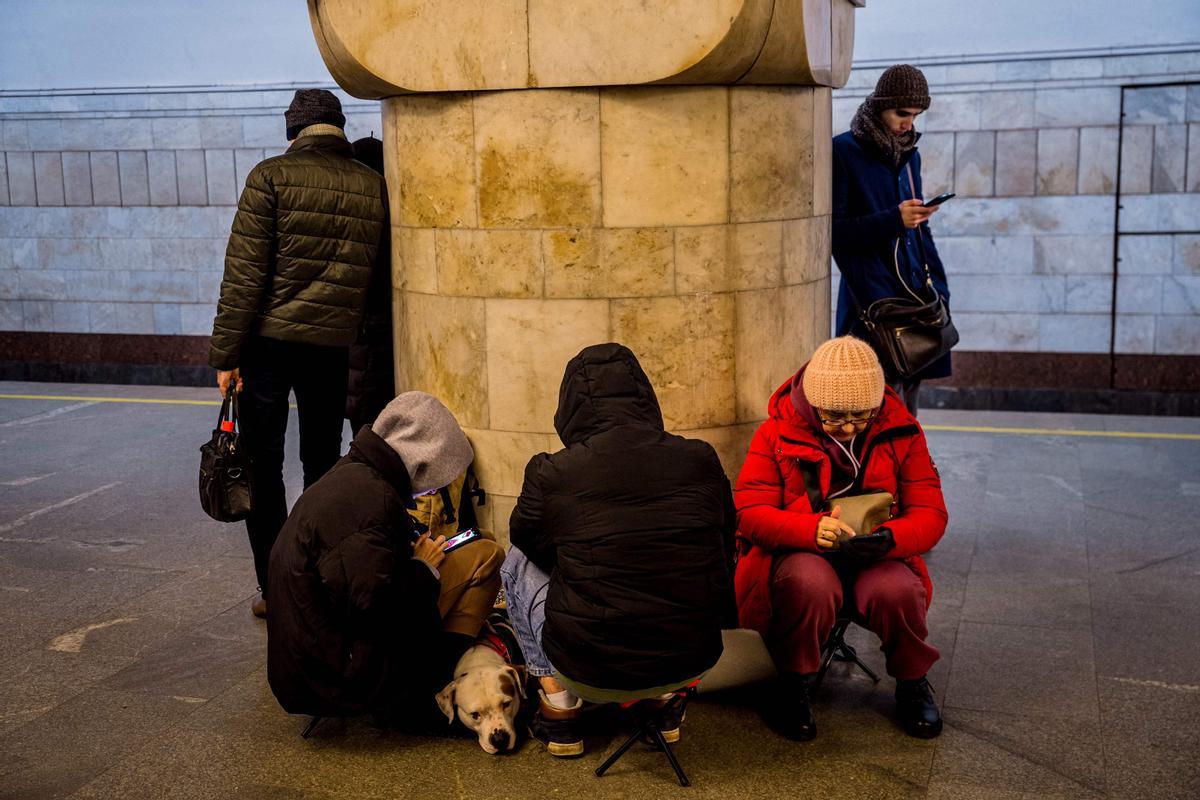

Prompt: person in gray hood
[{"left": 266, "top": 392, "right": 503, "bottom": 721}]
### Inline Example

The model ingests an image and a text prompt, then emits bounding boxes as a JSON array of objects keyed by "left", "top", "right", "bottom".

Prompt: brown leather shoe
[
  {"left": 251, "top": 595, "right": 267, "bottom": 619},
  {"left": 530, "top": 691, "right": 584, "bottom": 757}
]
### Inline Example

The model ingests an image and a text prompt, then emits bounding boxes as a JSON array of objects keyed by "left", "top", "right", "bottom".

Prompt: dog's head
[{"left": 435, "top": 658, "right": 525, "bottom": 754}]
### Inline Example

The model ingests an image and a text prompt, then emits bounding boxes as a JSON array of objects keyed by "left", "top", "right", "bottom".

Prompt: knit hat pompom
[
  {"left": 867, "top": 64, "right": 931, "bottom": 112},
  {"left": 371, "top": 391, "right": 474, "bottom": 493},
  {"left": 285, "top": 89, "right": 346, "bottom": 141},
  {"left": 802, "top": 337, "right": 885, "bottom": 412}
]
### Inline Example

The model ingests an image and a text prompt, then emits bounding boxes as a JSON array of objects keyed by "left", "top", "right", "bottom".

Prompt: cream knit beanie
[{"left": 802, "top": 337, "right": 885, "bottom": 412}]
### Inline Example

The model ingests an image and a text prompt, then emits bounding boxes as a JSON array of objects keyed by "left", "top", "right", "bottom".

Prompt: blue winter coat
[{"left": 831, "top": 130, "right": 952, "bottom": 380}]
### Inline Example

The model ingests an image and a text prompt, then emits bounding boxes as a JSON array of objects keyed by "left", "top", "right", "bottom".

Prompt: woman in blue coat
[{"left": 832, "top": 64, "right": 950, "bottom": 415}]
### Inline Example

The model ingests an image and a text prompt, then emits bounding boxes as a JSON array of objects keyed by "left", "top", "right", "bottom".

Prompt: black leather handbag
[
  {"left": 856, "top": 165, "right": 959, "bottom": 380},
  {"left": 199, "top": 392, "right": 253, "bottom": 522}
]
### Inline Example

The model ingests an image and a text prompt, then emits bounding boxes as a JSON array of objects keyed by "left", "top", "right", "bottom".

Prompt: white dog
[{"left": 435, "top": 643, "right": 525, "bottom": 754}]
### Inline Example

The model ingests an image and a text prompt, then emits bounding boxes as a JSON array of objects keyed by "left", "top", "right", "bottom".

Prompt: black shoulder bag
[
  {"left": 852, "top": 165, "right": 959, "bottom": 380},
  {"left": 199, "top": 392, "right": 253, "bottom": 522}
]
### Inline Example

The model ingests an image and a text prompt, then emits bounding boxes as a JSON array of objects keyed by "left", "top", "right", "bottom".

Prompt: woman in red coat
[{"left": 735, "top": 336, "right": 947, "bottom": 740}]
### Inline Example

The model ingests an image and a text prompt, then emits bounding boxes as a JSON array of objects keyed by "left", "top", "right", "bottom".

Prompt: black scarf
[{"left": 850, "top": 99, "right": 918, "bottom": 168}]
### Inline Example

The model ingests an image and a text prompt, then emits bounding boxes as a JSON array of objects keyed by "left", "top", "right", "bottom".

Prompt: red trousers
[{"left": 768, "top": 552, "right": 939, "bottom": 680}]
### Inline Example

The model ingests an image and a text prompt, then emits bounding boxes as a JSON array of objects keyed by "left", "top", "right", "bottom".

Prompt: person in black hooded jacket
[
  {"left": 266, "top": 391, "right": 503, "bottom": 723},
  {"left": 501, "top": 343, "right": 736, "bottom": 757}
]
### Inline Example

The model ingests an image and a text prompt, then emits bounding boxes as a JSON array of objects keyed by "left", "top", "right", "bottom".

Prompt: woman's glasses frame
[{"left": 818, "top": 410, "right": 879, "bottom": 428}]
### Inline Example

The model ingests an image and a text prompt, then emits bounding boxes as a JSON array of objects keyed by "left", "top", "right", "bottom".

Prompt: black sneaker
[
  {"left": 762, "top": 673, "right": 817, "bottom": 741},
  {"left": 646, "top": 692, "right": 689, "bottom": 743},
  {"left": 530, "top": 691, "right": 584, "bottom": 757},
  {"left": 895, "top": 676, "right": 943, "bottom": 739}
]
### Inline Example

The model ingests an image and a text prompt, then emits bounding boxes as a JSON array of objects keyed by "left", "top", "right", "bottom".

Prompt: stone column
[{"left": 309, "top": 0, "right": 861, "bottom": 540}]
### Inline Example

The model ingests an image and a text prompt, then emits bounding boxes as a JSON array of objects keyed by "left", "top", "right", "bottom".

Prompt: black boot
[
  {"left": 895, "top": 676, "right": 943, "bottom": 738},
  {"left": 762, "top": 672, "right": 817, "bottom": 741}
]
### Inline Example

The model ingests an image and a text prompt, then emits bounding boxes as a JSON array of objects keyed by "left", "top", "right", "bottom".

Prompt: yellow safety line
[
  {"left": 923, "top": 424, "right": 1200, "bottom": 441},
  {"left": 0, "top": 393, "right": 220, "bottom": 406},
  {"left": 2, "top": 394, "right": 1198, "bottom": 441}
]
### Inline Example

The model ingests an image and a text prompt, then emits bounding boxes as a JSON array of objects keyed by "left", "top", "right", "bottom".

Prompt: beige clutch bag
[{"left": 823, "top": 491, "right": 894, "bottom": 547}]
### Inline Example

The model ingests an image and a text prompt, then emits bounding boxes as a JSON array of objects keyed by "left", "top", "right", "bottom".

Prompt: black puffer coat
[
  {"left": 209, "top": 134, "right": 388, "bottom": 370},
  {"left": 509, "top": 343, "right": 736, "bottom": 690},
  {"left": 266, "top": 428, "right": 442, "bottom": 717}
]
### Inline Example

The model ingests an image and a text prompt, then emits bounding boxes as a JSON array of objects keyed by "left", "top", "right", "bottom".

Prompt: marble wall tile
[
  {"left": 1151, "top": 124, "right": 1187, "bottom": 193},
  {"left": 783, "top": 215, "right": 832, "bottom": 285},
  {"left": 146, "top": 152, "right": 178, "bottom": 206},
  {"left": 918, "top": 132, "right": 955, "bottom": 197},
  {"left": 1039, "top": 313, "right": 1111, "bottom": 353},
  {"left": 462, "top": 428, "right": 560, "bottom": 498},
  {"left": 956, "top": 131, "right": 996, "bottom": 197},
  {"left": 1174, "top": 235, "right": 1200, "bottom": 275},
  {"left": 1155, "top": 315, "right": 1200, "bottom": 354},
  {"left": 952, "top": 311, "right": 1041, "bottom": 352},
  {"left": 736, "top": 283, "right": 819, "bottom": 422},
  {"left": 435, "top": 229, "right": 543, "bottom": 299},
  {"left": 1114, "top": 314, "right": 1155, "bottom": 354},
  {"left": 117, "top": 151, "right": 150, "bottom": 207},
  {"left": 474, "top": 89, "right": 601, "bottom": 228},
  {"left": 393, "top": 227, "right": 437, "bottom": 294},
  {"left": 1124, "top": 86, "right": 1186, "bottom": 125},
  {"left": 384, "top": 94, "right": 478, "bottom": 228},
  {"left": 1034, "top": 88, "right": 1121, "bottom": 128},
  {"left": 543, "top": 227, "right": 673, "bottom": 298},
  {"left": 89, "top": 152, "right": 121, "bottom": 206},
  {"left": 393, "top": 290, "right": 488, "bottom": 429},
  {"left": 175, "top": 151, "right": 208, "bottom": 206},
  {"left": 979, "top": 90, "right": 1035, "bottom": 130},
  {"left": 611, "top": 293, "right": 735, "bottom": 429},
  {"left": 0, "top": 154, "right": 8, "bottom": 205},
  {"left": 1076, "top": 127, "right": 1119, "bottom": 195},
  {"left": 1118, "top": 235, "right": 1173, "bottom": 275},
  {"left": 6, "top": 152, "right": 37, "bottom": 206},
  {"left": 484, "top": 298, "right": 610, "bottom": 433},
  {"left": 33, "top": 153, "right": 65, "bottom": 207},
  {"left": 203, "top": 150, "right": 236, "bottom": 206},
  {"left": 675, "top": 222, "right": 784, "bottom": 294},
  {"left": 1161, "top": 277, "right": 1200, "bottom": 315},
  {"left": 61, "top": 152, "right": 92, "bottom": 206},
  {"left": 730, "top": 86, "right": 812, "bottom": 222},
  {"left": 601, "top": 86, "right": 729, "bottom": 228},
  {"left": 1036, "top": 129, "right": 1079, "bottom": 196},
  {"left": 995, "top": 130, "right": 1037, "bottom": 197},
  {"left": 1118, "top": 126, "right": 1153, "bottom": 194},
  {"left": 233, "top": 150, "right": 264, "bottom": 198},
  {"left": 1034, "top": 236, "right": 1113, "bottom": 275},
  {"left": 921, "top": 92, "right": 981, "bottom": 132},
  {"left": 1065, "top": 276, "right": 1113, "bottom": 313}
]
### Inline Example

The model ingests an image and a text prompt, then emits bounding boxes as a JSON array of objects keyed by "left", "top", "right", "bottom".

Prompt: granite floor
[{"left": 1, "top": 381, "right": 1198, "bottom": 800}]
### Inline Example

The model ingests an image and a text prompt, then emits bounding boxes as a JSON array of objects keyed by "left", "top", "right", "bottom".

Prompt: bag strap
[{"left": 904, "top": 164, "right": 937, "bottom": 295}]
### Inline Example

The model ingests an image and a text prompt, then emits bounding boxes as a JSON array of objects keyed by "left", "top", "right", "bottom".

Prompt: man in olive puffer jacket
[{"left": 208, "top": 88, "right": 388, "bottom": 617}]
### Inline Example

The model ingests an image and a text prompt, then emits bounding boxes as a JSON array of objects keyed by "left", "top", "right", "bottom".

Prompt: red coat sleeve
[
  {"left": 884, "top": 430, "right": 948, "bottom": 559},
  {"left": 735, "top": 424, "right": 822, "bottom": 553}
]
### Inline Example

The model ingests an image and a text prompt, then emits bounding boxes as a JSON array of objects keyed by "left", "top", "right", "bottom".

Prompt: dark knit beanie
[
  {"left": 285, "top": 89, "right": 346, "bottom": 141},
  {"left": 867, "top": 64, "right": 931, "bottom": 112}
]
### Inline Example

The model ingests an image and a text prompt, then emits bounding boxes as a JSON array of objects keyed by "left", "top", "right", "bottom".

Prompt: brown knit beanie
[
  {"left": 285, "top": 89, "right": 346, "bottom": 141},
  {"left": 802, "top": 337, "right": 886, "bottom": 412},
  {"left": 867, "top": 64, "right": 931, "bottom": 112}
]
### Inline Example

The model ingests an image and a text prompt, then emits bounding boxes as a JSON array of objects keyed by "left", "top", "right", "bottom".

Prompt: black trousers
[
  {"left": 890, "top": 378, "right": 922, "bottom": 417},
  {"left": 238, "top": 335, "right": 348, "bottom": 591}
]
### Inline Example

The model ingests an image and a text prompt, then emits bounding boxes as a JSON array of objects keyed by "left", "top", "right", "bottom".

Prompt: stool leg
[
  {"left": 650, "top": 728, "right": 690, "bottom": 787},
  {"left": 596, "top": 729, "right": 643, "bottom": 777},
  {"left": 301, "top": 716, "right": 323, "bottom": 739},
  {"left": 844, "top": 647, "right": 881, "bottom": 683}
]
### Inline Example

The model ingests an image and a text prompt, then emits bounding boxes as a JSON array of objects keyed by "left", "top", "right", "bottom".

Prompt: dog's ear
[
  {"left": 434, "top": 680, "right": 457, "bottom": 724},
  {"left": 502, "top": 666, "right": 526, "bottom": 699}
]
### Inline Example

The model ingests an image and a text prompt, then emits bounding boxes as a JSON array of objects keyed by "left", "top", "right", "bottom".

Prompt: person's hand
[
  {"left": 899, "top": 199, "right": 937, "bottom": 229},
  {"left": 217, "top": 369, "right": 242, "bottom": 397},
  {"left": 816, "top": 506, "right": 857, "bottom": 550},
  {"left": 412, "top": 533, "right": 447, "bottom": 571}
]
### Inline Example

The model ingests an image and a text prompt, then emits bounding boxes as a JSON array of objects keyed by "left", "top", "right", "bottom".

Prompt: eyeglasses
[{"left": 818, "top": 411, "right": 878, "bottom": 428}]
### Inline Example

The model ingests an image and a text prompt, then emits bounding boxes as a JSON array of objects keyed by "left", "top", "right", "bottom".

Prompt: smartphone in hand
[
  {"left": 442, "top": 528, "right": 481, "bottom": 553},
  {"left": 922, "top": 192, "right": 955, "bottom": 208}
]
